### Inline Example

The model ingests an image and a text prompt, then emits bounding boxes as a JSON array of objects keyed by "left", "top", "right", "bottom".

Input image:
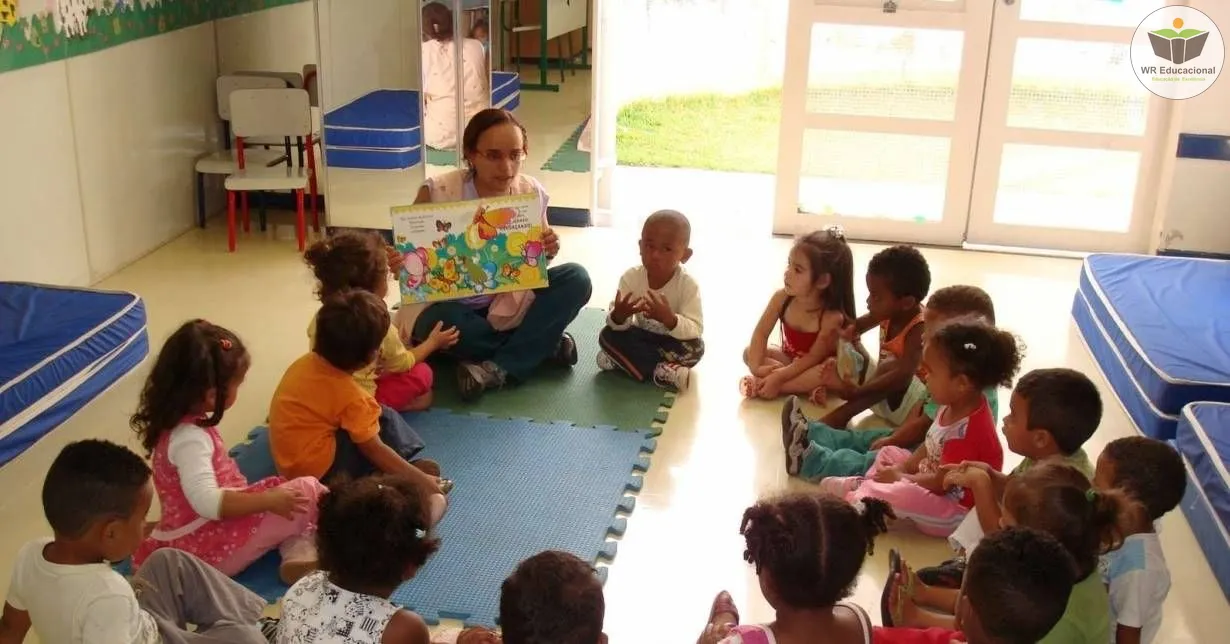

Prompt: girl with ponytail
[
  {"left": 130, "top": 320, "right": 327, "bottom": 585},
  {"left": 697, "top": 492, "right": 894, "bottom": 644}
]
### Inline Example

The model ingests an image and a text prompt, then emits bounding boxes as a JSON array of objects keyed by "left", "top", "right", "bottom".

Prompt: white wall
[
  {"left": 0, "top": 24, "right": 219, "bottom": 287},
  {"left": 1151, "top": 0, "right": 1230, "bottom": 255},
  {"left": 316, "top": 0, "right": 421, "bottom": 110}
]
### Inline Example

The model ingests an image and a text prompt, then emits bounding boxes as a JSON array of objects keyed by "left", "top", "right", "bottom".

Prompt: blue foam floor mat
[{"left": 389, "top": 409, "right": 655, "bottom": 627}]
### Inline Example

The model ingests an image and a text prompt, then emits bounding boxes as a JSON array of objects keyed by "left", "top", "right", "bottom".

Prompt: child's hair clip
[
  {"left": 824, "top": 224, "right": 846, "bottom": 240},
  {"left": 415, "top": 528, "right": 427, "bottom": 539},
  {"left": 219, "top": 338, "right": 233, "bottom": 351},
  {"left": 963, "top": 342, "right": 976, "bottom": 351},
  {"left": 1086, "top": 488, "right": 1098, "bottom": 502},
  {"left": 850, "top": 499, "right": 866, "bottom": 515}
]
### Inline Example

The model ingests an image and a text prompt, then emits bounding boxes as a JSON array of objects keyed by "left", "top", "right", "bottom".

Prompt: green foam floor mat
[
  {"left": 426, "top": 308, "right": 673, "bottom": 432},
  {"left": 426, "top": 146, "right": 462, "bottom": 166},
  {"left": 540, "top": 120, "right": 591, "bottom": 173}
]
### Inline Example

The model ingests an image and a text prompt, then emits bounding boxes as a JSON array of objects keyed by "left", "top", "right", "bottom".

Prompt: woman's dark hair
[
  {"left": 304, "top": 231, "right": 388, "bottom": 300},
  {"left": 422, "top": 1, "right": 454, "bottom": 42},
  {"left": 463, "top": 108, "right": 529, "bottom": 172},
  {"left": 928, "top": 320, "right": 1022, "bottom": 390},
  {"left": 1004, "top": 463, "right": 1143, "bottom": 580},
  {"left": 741, "top": 493, "right": 893, "bottom": 609},
  {"left": 792, "top": 227, "right": 856, "bottom": 322},
  {"left": 130, "top": 320, "right": 249, "bottom": 455},
  {"left": 318, "top": 474, "right": 440, "bottom": 591}
]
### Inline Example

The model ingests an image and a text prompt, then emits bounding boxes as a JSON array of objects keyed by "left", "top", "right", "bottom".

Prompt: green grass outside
[{"left": 615, "top": 84, "right": 1147, "bottom": 175}]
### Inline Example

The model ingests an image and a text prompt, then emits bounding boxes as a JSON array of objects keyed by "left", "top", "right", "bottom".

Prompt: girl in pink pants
[
  {"left": 819, "top": 320, "right": 1021, "bottom": 538},
  {"left": 131, "top": 320, "right": 326, "bottom": 584}
]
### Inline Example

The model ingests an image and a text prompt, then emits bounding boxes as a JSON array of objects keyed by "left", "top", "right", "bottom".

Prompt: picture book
[{"left": 390, "top": 192, "right": 549, "bottom": 304}]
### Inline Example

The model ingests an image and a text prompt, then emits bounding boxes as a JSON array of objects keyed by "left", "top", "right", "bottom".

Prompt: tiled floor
[{"left": 1, "top": 212, "right": 1226, "bottom": 642}]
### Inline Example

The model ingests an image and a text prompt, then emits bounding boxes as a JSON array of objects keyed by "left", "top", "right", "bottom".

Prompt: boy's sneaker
[
  {"left": 552, "top": 332, "right": 578, "bottom": 366},
  {"left": 653, "top": 362, "right": 690, "bottom": 392},
  {"left": 457, "top": 361, "right": 505, "bottom": 402},
  {"left": 916, "top": 557, "right": 966, "bottom": 589},
  {"left": 596, "top": 350, "right": 619, "bottom": 372}
]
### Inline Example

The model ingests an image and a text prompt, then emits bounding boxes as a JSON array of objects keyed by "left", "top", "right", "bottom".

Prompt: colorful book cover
[{"left": 390, "top": 192, "right": 549, "bottom": 304}]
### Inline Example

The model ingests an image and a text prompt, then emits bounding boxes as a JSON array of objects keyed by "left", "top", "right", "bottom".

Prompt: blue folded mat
[{"left": 389, "top": 410, "right": 655, "bottom": 627}]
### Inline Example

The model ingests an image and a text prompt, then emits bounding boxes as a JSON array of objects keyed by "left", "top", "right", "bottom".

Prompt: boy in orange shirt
[{"left": 269, "top": 289, "right": 448, "bottom": 526}]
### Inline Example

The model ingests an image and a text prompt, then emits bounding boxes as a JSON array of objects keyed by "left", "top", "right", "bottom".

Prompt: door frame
[
  {"left": 772, "top": 0, "right": 995, "bottom": 246},
  {"left": 962, "top": 0, "right": 1170, "bottom": 253}
]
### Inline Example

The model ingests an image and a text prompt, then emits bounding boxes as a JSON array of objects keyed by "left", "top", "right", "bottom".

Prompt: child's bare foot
[
  {"left": 738, "top": 375, "right": 758, "bottom": 397},
  {"left": 900, "top": 558, "right": 957, "bottom": 613},
  {"left": 889, "top": 571, "right": 925, "bottom": 628},
  {"left": 457, "top": 627, "right": 502, "bottom": 644},
  {"left": 278, "top": 557, "right": 318, "bottom": 585}
]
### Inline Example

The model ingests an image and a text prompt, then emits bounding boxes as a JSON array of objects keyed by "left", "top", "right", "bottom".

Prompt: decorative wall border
[{"left": 0, "top": 0, "right": 308, "bottom": 74}]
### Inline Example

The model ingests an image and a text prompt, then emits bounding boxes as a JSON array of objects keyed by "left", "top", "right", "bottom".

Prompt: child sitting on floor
[
  {"left": 696, "top": 493, "right": 893, "bottom": 644},
  {"left": 780, "top": 285, "right": 1000, "bottom": 481},
  {"left": 598, "top": 209, "right": 704, "bottom": 392},
  {"left": 1095, "top": 437, "right": 1187, "bottom": 644},
  {"left": 918, "top": 367, "right": 1102, "bottom": 588},
  {"left": 0, "top": 440, "right": 271, "bottom": 644},
  {"left": 741, "top": 226, "right": 862, "bottom": 401},
  {"left": 799, "top": 320, "right": 1021, "bottom": 537},
  {"left": 820, "top": 245, "right": 932, "bottom": 429},
  {"left": 875, "top": 527, "right": 1078, "bottom": 644},
  {"left": 277, "top": 474, "right": 438, "bottom": 644},
  {"left": 306, "top": 231, "right": 458, "bottom": 412},
  {"left": 131, "top": 320, "right": 326, "bottom": 585},
  {"left": 888, "top": 463, "right": 1141, "bottom": 643},
  {"left": 269, "top": 289, "right": 448, "bottom": 525},
  {"left": 500, "top": 550, "right": 608, "bottom": 644}
]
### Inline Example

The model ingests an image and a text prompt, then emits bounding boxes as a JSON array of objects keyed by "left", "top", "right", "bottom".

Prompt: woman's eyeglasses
[{"left": 477, "top": 149, "right": 526, "bottom": 162}]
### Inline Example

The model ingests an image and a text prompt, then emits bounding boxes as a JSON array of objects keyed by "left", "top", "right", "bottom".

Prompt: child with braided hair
[{"left": 697, "top": 492, "right": 895, "bottom": 644}]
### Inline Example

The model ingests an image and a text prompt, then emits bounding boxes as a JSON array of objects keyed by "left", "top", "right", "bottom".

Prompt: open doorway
[{"left": 591, "top": 0, "right": 789, "bottom": 238}]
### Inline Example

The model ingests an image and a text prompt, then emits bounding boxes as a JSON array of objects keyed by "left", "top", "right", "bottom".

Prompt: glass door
[
  {"left": 773, "top": 0, "right": 994, "bottom": 245},
  {"left": 964, "top": 0, "right": 1168, "bottom": 253}
]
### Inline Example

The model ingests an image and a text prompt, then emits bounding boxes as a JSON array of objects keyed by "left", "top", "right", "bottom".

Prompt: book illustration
[
  {"left": 1148, "top": 17, "right": 1209, "bottom": 65},
  {"left": 391, "top": 192, "right": 549, "bottom": 304}
]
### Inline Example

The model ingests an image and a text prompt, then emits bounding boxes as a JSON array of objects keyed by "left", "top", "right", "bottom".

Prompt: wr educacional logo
[{"left": 1131, "top": 7, "right": 1224, "bottom": 100}]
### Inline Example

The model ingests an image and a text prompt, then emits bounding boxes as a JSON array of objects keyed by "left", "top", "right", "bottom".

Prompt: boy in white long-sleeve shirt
[{"left": 598, "top": 210, "right": 704, "bottom": 391}]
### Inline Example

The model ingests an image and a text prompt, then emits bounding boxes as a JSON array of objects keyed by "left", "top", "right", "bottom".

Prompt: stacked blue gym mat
[{"left": 1071, "top": 253, "right": 1230, "bottom": 598}]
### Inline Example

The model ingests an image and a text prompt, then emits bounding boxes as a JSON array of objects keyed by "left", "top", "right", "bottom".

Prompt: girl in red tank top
[{"left": 741, "top": 227, "right": 867, "bottom": 402}]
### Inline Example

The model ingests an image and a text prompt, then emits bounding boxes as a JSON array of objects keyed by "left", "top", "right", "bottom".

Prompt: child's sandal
[
  {"left": 738, "top": 376, "right": 758, "bottom": 398},
  {"left": 708, "top": 590, "right": 740, "bottom": 626},
  {"left": 880, "top": 548, "right": 902, "bottom": 626}
]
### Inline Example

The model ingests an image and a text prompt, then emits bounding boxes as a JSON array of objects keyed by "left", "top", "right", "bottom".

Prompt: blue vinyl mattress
[
  {"left": 1073, "top": 254, "right": 1230, "bottom": 439},
  {"left": 1175, "top": 403, "right": 1230, "bottom": 598},
  {"left": 492, "top": 71, "right": 520, "bottom": 111},
  {"left": 323, "top": 90, "right": 422, "bottom": 150},
  {"left": 0, "top": 283, "right": 149, "bottom": 466}
]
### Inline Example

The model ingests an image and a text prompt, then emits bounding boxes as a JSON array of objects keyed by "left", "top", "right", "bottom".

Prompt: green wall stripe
[{"left": 0, "top": 0, "right": 309, "bottom": 75}]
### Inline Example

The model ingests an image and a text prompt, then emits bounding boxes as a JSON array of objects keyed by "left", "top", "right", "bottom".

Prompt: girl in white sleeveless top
[
  {"left": 277, "top": 476, "right": 437, "bottom": 644},
  {"left": 696, "top": 494, "right": 891, "bottom": 644}
]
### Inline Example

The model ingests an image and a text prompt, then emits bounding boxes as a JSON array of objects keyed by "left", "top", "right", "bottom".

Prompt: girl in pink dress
[
  {"left": 131, "top": 320, "right": 327, "bottom": 584},
  {"left": 695, "top": 492, "right": 893, "bottom": 644}
]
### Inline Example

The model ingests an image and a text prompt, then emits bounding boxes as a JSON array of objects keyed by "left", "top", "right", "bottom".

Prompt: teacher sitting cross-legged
[{"left": 393, "top": 108, "right": 592, "bottom": 401}]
